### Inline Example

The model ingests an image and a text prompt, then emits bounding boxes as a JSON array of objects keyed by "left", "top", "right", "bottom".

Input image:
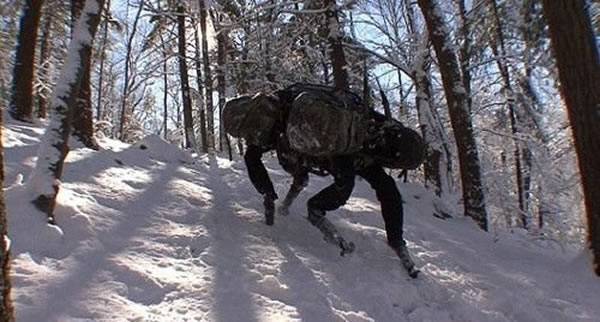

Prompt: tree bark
[
  {"left": 95, "top": 0, "right": 110, "bottom": 122},
  {"left": 541, "top": 0, "right": 600, "bottom": 276},
  {"left": 71, "top": 0, "right": 99, "bottom": 150},
  {"left": 324, "top": 0, "right": 349, "bottom": 90},
  {"left": 160, "top": 34, "right": 169, "bottom": 140},
  {"left": 176, "top": 4, "right": 196, "bottom": 150},
  {"left": 199, "top": 0, "right": 215, "bottom": 150},
  {"left": 30, "top": 0, "right": 106, "bottom": 220},
  {"left": 397, "top": 69, "right": 407, "bottom": 120},
  {"left": 193, "top": 24, "right": 208, "bottom": 152},
  {"left": 418, "top": 0, "right": 488, "bottom": 230},
  {"left": 9, "top": 0, "right": 45, "bottom": 122},
  {"left": 456, "top": 0, "right": 473, "bottom": 113}
]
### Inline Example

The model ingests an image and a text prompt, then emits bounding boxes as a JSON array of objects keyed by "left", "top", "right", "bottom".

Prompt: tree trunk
[
  {"left": 362, "top": 59, "right": 371, "bottom": 108},
  {"left": 9, "top": 0, "right": 45, "bottom": 122},
  {"left": 0, "top": 105, "right": 15, "bottom": 322},
  {"left": 71, "top": 57, "right": 98, "bottom": 149},
  {"left": 36, "top": 9, "right": 53, "bottom": 119},
  {"left": 413, "top": 39, "right": 452, "bottom": 197},
  {"left": 199, "top": 0, "right": 214, "bottom": 150},
  {"left": 70, "top": 0, "right": 99, "bottom": 150},
  {"left": 214, "top": 13, "right": 232, "bottom": 159},
  {"left": 418, "top": 0, "right": 488, "bottom": 230},
  {"left": 457, "top": 0, "right": 473, "bottom": 113},
  {"left": 266, "top": 1, "right": 278, "bottom": 87},
  {"left": 29, "top": 0, "right": 106, "bottom": 220},
  {"left": 193, "top": 24, "right": 208, "bottom": 152},
  {"left": 405, "top": 1, "right": 452, "bottom": 197},
  {"left": 323, "top": 0, "right": 349, "bottom": 90},
  {"left": 321, "top": 46, "right": 330, "bottom": 84},
  {"left": 397, "top": 69, "right": 407, "bottom": 120},
  {"left": 517, "top": 0, "right": 542, "bottom": 231},
  {"left": 95, "top": 0, "right": 110, "bottom": 122},
  {"left": 489, "top": 0, "right": 527, "bottom": 228},
  {"left": 176, "top": 4, "right": 196, "bottom": 150},
  {"left": 161, "top": 35, "right": 169, "bottom": 140},
  {"left": 106, "top": 62, "right": 117, "bottom": 130},
  {"left": 541, "top": 0, "right": 600, "bottom": 276},
  {"left": 537, "top": 185, "right": 547, "bottom": 230},
  {"left": 118, "top": 1, "right": 143, "bottom": 141},
  {"left": 231, "top": 39, "right": 244, "bottom": 157}
]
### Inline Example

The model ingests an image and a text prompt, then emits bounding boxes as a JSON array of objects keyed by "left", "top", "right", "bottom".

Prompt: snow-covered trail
[{"left": 4, "top": 120, "right": 600, "bottom": 322}]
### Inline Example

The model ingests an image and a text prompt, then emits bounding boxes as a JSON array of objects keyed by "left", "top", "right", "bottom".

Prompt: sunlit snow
[{"left": 4, "top": 116, "right": 599, "bottom": 322}]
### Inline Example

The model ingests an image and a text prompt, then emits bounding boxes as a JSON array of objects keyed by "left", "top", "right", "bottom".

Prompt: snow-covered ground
[{"left": 4, "top": 118, "right": 599, "bottom": 322}]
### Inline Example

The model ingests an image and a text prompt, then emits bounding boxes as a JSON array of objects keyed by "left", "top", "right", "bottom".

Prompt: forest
[{"left": 0, "top": 0, "right": 599, "bottom": 320}]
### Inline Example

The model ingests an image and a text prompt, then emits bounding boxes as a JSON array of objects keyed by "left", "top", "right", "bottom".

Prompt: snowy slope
[{"left": 4, "top": 118, "right": 600, "bottom": 322}]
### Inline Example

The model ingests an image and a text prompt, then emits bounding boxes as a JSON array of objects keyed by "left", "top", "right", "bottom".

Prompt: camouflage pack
[
  {"left": 286, "top": 87, "right": 368, "bottom": 157},
  {"left": 222, "top": 93, "right": 280, "bottom": 146}
]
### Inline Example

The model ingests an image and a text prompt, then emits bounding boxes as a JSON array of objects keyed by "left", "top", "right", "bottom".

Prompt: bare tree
[
  {"left": 199, "top": 0, "right": 214, "bottom": 149},
  {"left": 417, "top": 0, "right": 488, "bottom": 230},
  {"left": 95, "top": 0, "right": 111, "bottom": 121},
  {"left": 193, "top": 22, "right": 208, "bottom": 151},
  {"left": 176, "top": 3, "right": 196, "bottom": 150},
  {"left": 9, "top": 0, "right": 45, "bottom": 122},
  {"left": 404, "top": 0, "right": 453, "bottom": 197},
  {"left": 213, "top": 11, "right": 233, "bottom": 159},
  {"left": 516, "top": 0, "right": 547, "bottom": 229},
  {"left": 541, "top": 0, "right": 600, "bottom": 276},
  {"left": 36, "top": 5, "right": 54, "bottom": 119},
  {"left": 118, "top": 0, "right": 144, "bottom": 141},
  {"left": 159, "top": 30, "right": 170, "bottom": 140},
  {"left": 488, "top": 0, "right": 528, "bottom": 228}
]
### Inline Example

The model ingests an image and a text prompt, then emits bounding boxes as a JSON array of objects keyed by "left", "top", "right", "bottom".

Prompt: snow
[{"left": 4, "top": 118, "right": 600, "bottom": 321}]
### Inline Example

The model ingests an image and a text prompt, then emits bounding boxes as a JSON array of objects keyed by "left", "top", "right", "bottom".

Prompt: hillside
[{"left": 4, "top": 119, "right": 599, "bottom": 322}]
